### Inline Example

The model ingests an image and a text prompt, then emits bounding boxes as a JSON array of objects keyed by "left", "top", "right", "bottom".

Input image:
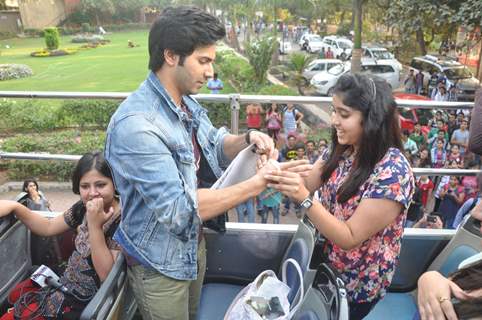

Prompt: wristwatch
[
  {"left": 245, "top": 129, "right": 257, "bottom": 145},
  {"left": 300, "top": 196, "right": 313, "bottom": 210}
]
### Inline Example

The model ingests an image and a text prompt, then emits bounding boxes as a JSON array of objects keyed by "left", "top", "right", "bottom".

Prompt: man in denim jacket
[{"left": 104, "top": 6, "right": 293, "bottom": 320}]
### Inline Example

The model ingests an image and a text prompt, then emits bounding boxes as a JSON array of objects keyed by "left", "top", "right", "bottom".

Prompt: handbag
[{"left": 224, "top": 258, "right": 304, "bottom": 320}]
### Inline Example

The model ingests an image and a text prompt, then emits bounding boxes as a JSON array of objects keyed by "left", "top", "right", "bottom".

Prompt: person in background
[
  {"left": 206, "top": 72, "right": 223, "bottom": 94},
  {"left": 236, "top": 198, "right": 255, "bottom": 223},
  {"left": 452, "top": 171, "right": 482, "bottom": 229},
  {"left": 402, "top": 129, "right": 418, "bottom": 158},
  {"left": 412, "top": 211, "right": 444, "bottom": 229},
  {"left": 415, "top": 70, "right": 424, "bottom": 95},
  {"left": 295, "top": 143, "right": 307, "bottom": 160},
  {"left": 259, "top": 187, "right": 282, "bottom": 224},
  {"left": 431, "top": 138, "right": 447, "bottom": 169},
  {"left": 17, "top": 178, "right": 50, "bottom": 211},
  {"left": 265, "top": 103, "right": 282, "bottom": 143},
  {"left": 451, "top": 119, "right": 470, "bottom": 156},
  {"left": 319, "top": 47, "right": 326, "bottom": 59},
  {"left": 446, "top": 112, "right": 458, "bottom": 138},
  {"left": 447, "top": 144, "right": 463, "bottom": 168},
  {"left": 409, "top": 123, "right": 426, "bottom": 149},
  {"left": 418, "top": 147, "right": 432, "bottom": 168},
  {"left": 427, "top": 70, "right": 438, "bottom": 98},
  {"left": 433, "top": 84, "right": 448, "bottom": 102},
  {"left": 418, "top": 175, "right": 434, "bottom": 214},
  {"left": 305, "top": 140, "right": 319, "bottom": 164},
  {"left": 246, "top": 103, "right": 263, "bottom": 130},
  {"left": 404, "top": 69, "right": 416, "bottom": 93},
  {"left": 282, "top": 103, "right": 303, "bottom": 136},
  {"left": 280, "top": 134, "right": 298, "bottom": 162},
  {"left": 438, "top": 176, "right": 465, "bottom": 228},
  {"left": 266, "top": 73, "right": 415, "bottom": 319},
  {"left": 318, "top": 138, "right": 329, "bottom": 155}
]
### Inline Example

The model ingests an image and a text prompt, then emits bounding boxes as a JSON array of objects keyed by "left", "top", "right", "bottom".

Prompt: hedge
[
  {"left": 44, "top": 27, "right": 60, "bottom": 50},
  {"left": 1, "top": 130, "right": 106, "bottom": 181}
]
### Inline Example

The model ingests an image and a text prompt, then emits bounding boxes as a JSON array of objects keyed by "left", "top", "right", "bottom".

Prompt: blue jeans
[
  {"left": 261, "top": 205, "right": 280, "bottom": 224},
  {"left": 236, "top": 199, "right": 255, "bottom": 223}
]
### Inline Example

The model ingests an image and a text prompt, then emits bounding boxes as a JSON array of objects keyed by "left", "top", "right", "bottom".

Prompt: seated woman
[
  {"left": 0, "top": 151, "right": 121, "bottom": 320},
  {"left": 16, "top": 178, "right": 50, "bottom": 211},
  {"left": 265, "top": 74, "right": 415, "bottom": 319},
  {"left": 417, "top": 205, "right": 482, "bottom": 320}
]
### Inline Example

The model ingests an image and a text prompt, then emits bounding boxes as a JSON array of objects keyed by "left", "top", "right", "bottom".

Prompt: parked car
[
  {"left": 302, "top": 58, "right": 342, "bottom": 81},
  {"left": 321, "top": 36, "right": 353, "bottom": 60},
  {"left": 278, "top": 38, "right": 292, "bottom": 55},
  {"left": 310, "top": 61, "right": 350, "bottom": 96},
  {"left": 410, "top": 55, "right": 480, "bottom": 101},
  {"left": 311, "top": 61, "right": 401, "bottom": 96},
  {"left": 360, "top": 62, "right": 401, "bottom": 89},
  {"left": 298, "top": 34, "right": 324, "bottom": 53},
  {"left": 394, "top": 92, "right": 432, "bottom": 134},
  {"left": 362, "top": 46, "right": 403, "bottom": 71}
]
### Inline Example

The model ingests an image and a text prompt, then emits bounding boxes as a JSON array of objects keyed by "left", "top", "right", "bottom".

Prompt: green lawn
[{"left": 0, "top": 31, "right": 154, "bottom": 92}]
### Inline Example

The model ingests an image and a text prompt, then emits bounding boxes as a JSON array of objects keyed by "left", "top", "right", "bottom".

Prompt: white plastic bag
[{"left": 224, "top": 258, "right": 304, "bottom": 320}]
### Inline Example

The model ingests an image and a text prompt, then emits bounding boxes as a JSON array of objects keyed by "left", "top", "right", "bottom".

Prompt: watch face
[{"left": 301, "top": 198, "right": 313, "bottom": 209}]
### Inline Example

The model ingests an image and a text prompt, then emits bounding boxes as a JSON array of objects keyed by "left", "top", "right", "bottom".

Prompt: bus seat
[
  {"left": 196, "top": 283, "right": 244, "bottom": 320},
  {"left": 438, "top": 245, "right": 478, "bottom": 277},
  {"left": 0, "top": 220, "right": 31, "bottom": 308},
  {"left": 80, "top": 254, "right": 136, "bottom": 320},
  {"left": 293, "top": 310, "right": 321, "bottom": 320},
  {"left": 197, "top": 221, "right": 314, "bottom": 320}
]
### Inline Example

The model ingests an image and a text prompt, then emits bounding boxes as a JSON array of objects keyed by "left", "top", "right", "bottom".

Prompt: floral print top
[{"left": 319, "top": 147, "right": 414, "bottom": 303}]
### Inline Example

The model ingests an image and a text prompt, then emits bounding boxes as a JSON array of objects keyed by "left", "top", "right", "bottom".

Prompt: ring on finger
[{"left": 438, "top": 296, "right": 450, "bottom": 303}]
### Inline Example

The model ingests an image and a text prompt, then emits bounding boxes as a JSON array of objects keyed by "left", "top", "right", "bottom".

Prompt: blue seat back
[
  {"left": 438, "top": 245, "right": 478, "bottom": 277},
  {"left": 283, "top": 238, "right": 310, "bottom": 303}
]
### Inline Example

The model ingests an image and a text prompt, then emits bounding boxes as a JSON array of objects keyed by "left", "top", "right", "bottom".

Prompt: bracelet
[{"left": 245, "top": 129, "right": 257, "bottom": 145}]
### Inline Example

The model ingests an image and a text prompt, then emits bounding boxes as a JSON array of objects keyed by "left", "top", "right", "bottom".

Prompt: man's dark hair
[{"left": 148, "top": 6, "right": 226, "bottom": 72}]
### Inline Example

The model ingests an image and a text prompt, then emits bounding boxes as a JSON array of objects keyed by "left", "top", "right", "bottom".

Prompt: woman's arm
[
  {"left": 265, "top": 171, "right": 402, "bottom": 250},
  {"left": 86, "top": 198, "right": 119, "bottom": 282},
  {"left": 0, "top": 200, "right": 70, "bottom": 236}
]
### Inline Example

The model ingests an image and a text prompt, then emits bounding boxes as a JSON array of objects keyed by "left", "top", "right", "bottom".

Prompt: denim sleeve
[
  {"left": 214, "top": 126, "right": 231, "bottom": 170},
  {"left": 107, "top": 116, "right": 197, "bottom": 240}
]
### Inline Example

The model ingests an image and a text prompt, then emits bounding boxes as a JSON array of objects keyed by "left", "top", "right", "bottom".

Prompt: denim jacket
[{"left": 105, "top": 72, "right": 230, "bottom": 280}]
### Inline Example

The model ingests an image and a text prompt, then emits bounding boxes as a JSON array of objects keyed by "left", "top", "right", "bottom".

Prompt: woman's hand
[
  {"left": 417, "top": 271, "right": 471, "bottom": 320},
  {"left": 86, "top": 198, "right": 113, "bottom": 230},
  {"left": 249, "top": 131, "right": 276, "bottom": 165},
  {"left": 264, "top": 168, "right": 310, "bottom": 203}
]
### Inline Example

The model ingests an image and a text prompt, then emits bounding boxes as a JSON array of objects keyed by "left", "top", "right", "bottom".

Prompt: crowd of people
[{"left": 404, "top": 68, "right": 459, "bottom": 102}]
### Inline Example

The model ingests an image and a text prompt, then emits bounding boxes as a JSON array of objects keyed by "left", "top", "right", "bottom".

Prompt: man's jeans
[
  {"left": 236, "top": 199, "right": 255, "bottom": 223},
  {"left": 261, "top": 205, "right": 280, "bottom": 224},
  {"left": 127, "top": 238, "right": 207, "bottom": 320}
]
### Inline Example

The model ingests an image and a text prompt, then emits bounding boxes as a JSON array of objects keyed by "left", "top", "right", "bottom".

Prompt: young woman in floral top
[
  {"left": 0, "top": 152, "right": 121, "bottom": 320},
  {"left": 265, "top": 74, "right": 415, "bottom": 319}
]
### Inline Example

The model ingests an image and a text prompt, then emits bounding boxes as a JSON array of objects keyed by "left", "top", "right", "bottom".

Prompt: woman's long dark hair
[
  {"left": 451, "top": 259, "right": 482, "bottom": 319},
  {"left": 320, "top": 73, "right": 403, "bottom": 203}
]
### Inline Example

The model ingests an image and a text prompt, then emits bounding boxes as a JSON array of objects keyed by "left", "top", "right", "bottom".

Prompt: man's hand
[{"left": 249, "top": 131, "right": 275, "bottom": 165}]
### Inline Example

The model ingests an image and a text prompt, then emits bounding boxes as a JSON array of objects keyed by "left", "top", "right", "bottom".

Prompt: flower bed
[
  {"left": 71, "top": 34, "right": 110, "bottom": 44},
  {"left": 30, "top": 48, "right": 77, "bottom": 57},
  {"left": 0, "top": 64, "right": 33, "bottom": 81}
]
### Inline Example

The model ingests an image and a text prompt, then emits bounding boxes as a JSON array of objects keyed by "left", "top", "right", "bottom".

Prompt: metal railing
[{"left": 0, "top": 91, "right": 477, "bottom": 177}]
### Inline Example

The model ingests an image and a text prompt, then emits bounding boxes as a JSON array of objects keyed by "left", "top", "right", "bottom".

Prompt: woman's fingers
[
  {"left": 279, "top": 159, "right": 309, "bottom": 169},
  {"left": 449, "top": 281, "right": 471, "bottom": 300},
  {"left": 286, "top": 164, "right": 313, "bottom": 173}
]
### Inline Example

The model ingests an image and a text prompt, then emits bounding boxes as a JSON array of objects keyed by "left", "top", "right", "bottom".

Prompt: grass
[
  {"left": 0, "top": 31, "right": 210, "bottom": 92},
  {"left": 0, "top": 31, "right": 237, "bottom": 93}
]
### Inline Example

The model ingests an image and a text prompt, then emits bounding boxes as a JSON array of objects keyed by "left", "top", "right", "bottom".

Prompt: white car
[
  {"left": 302, "top": 58, "right": 342, "bottom": 81},
  {"left": 311, "top": 61, "right": 400, "bottom": 95},
  {"left": 321, "top": 36, "right": 353, "bottom": 60},
  {"left": 362, "top": 46, "right": 403, "bottom": 71},
  {"left": 310, "top": 62, "right": 350, "bottom": 96},
  {"left": 277, "top": 39, "right": 292, "bottom": 54},
  {"left": 360, "top": 62, "right": 401, "bottom": 89},
  {"left": 298, "top": 34, "right": 324, "bottom": 53}
]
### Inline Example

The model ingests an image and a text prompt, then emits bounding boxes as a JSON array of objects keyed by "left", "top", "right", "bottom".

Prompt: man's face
[
  {"left": 174, "top": 45, "right": 215, "bottom": 95},
  {"left": 306, "top": 142, "right": 315, "bottom": 152},
  {"left": 287, "top": 137, "right": 296, "bottom": 148}
]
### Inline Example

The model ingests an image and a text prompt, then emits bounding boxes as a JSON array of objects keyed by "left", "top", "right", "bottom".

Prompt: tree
[
  {"left": 283, "top": 52, "right": 314, "bottom": 95},
  {"left": 244, "top": 36, "right": 276, "bottom": 85},
  {"left": 385, "top": 0, "right": 458, "bottom": 55},
  {"left": 351, "top": 0, "right": 363, "bottom": 72},
  {"left": 79, "top": 0, "right": 115, "bottom": 25}
]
